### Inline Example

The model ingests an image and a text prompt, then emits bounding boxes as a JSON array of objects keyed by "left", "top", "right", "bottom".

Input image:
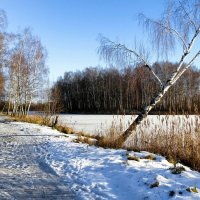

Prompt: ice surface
[{"left": 58, "top": 114, "right": 200, "bottom": 136}]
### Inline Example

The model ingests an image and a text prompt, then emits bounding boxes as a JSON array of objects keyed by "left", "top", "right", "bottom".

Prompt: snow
[
  {"left": 58, "top": 114, "right": 134, "bottom": 134},
  {"left": 58, "top": 114, "right": 200, "bottom": 136},
  {"left": 0, "top": 115, "right": 200, "bottom": 199}
]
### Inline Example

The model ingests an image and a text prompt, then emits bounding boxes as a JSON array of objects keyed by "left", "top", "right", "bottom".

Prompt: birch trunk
[
  {"left": 120, "top": 28, "right": 200, "bottom": 143},
  {"left": 120, "top": 81, "right": 173, "bottom": 141},
  {"left": 26, "top": 95, "right": 32, "bottom": 116}
]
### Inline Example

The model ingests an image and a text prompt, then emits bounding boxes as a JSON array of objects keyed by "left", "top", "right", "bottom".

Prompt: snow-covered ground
[{"left": 0, "top": 116, "right": 200, "bottom": 199}]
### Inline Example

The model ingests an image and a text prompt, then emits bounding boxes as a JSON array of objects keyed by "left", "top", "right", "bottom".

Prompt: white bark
[{"left": 121, "top": 27, "right": 200, "bottom": 142}]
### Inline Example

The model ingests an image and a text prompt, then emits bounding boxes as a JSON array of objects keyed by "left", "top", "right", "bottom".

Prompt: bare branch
[
  {"left": 0, "top": 9, "right": 7, "bottom": 31},
  {"left": 172, "top": 49, "right": 200, "bottom": 84},
  {"left": 178, "top": 0, "right": 198, "bottom": 31},
  {"left": 139, "top": 13, "right": 188, "bottom": 52},
  {"left": 188, "top": 50, "right": 200, "bottom": 66},
  {"left": 168, "top": 26, "right": 200, "bottom": 84},
  {"left": 98, "top": 36, "right": 163, "bottom": 86}
]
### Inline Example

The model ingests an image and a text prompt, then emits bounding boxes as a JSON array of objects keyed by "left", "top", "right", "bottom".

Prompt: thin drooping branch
[
  {"left": 139, "top": 14, "right": 188, "bottom": 51},
  {"left": 117, "top": 43, "right": 163, "bottom": 87},
  {"left": 0, "top": 9, "right": 7, "bottom": 30},
  {"left": 178, "top": 0, "right": 198, "bottom": 31},
  {"left": 154, "top": 20, "right": 188, "bottom": 50},
  {"left": 98, "top": 36, "right": 163, "bottom": 87}
]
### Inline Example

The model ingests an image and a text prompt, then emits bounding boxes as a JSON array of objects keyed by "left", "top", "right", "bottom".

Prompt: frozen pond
[
  {"left": 57, "top": 114, "right": 200, "bottom": 135},
  {"left": 57, "top": 114, "right": 135, "bottom": 134}
]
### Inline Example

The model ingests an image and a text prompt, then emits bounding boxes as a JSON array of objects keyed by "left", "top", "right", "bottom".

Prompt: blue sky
[{"left": 0, "top": 0, "right": 165, "bottom": 81}]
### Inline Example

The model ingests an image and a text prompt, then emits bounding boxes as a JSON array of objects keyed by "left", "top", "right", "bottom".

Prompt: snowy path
[
  {"left": 0, "top": 117, "right": 75, "bottom": 199},
  {"left": 1, "top": 116, "right": 200, "bottom": 200}
]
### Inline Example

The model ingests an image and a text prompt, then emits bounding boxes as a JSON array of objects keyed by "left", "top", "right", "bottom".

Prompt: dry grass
[
  {"left": 143, "top": 154, "right": 156, "bottom": 160},
  {"left": 10, "top": 115, "right": 76, "bottom": 135},
  {"left": 96, "top": 115, "right": 200, "bottom": 172},
  {"left": 127, "top": 155, "right": 140, "bottom": 161},
  {"left": 74, "top": 134, "right": 97, "bottom": 146},
  {"left": 126, "top": 115, "right": 200, "bottom": 172},
  {"left": 96, "top": 120, "right": 124, "bottom": 149},
  {"left": 10, "top": 115, "right": 98, "bottom": 146},
  {"left": 54, "top": 125, "right": 74, "bottom": 134},
  {"left": 11, "top": 115, "right": 51, "bottom": 126},
  {"left": 187, "top": 186, "right": 198, "bottom": 193},
  {"left": 170, "top": 166, "right": 186, "bottom": 174}
]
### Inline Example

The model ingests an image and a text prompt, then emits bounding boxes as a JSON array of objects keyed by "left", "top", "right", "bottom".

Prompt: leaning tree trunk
[
  {"left": 119, "top": 27, "right": 200, "bottom": 144},
  {"left": 120, "top": 52, "right": 198, "bottom": 144},
  {"left": 120, "top": 81, "right": 173, "bottom": 142}
]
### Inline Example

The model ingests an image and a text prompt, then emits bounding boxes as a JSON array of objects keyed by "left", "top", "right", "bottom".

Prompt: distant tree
[
  {"left": 8, "top": 28, "right": 48, "bottom": 116},
  {"left": 0, "top": 9, "right": 7, "bottom": 100},
  {"left": 98, "top": 0, "right": 200, "bottom": 144}
]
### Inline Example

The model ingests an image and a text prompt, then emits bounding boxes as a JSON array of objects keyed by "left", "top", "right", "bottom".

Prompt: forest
[{"left": 52, "top": 62, "right": 200, "bottom": 114}]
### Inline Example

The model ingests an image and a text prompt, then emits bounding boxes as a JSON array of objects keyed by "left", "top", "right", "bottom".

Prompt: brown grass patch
[
  {"left": 170, "top": 166, "right": 186, "bottom": 174},
  {"left": 11, "top": 115, "right": 51, "bottom": 126},
  {"left": 75, "top": 134, "right": 97, "bottom": 146},
  {"left": 54, "top": 125, "right": 74, "bottom": 134},
  {"left": 94, "top": 115, "right": 200, "bottom": 172},
  {"left": 127, "top": 155, "right": 140, "bottom": 161},
  {"left": 96, "top": 121, "right": 124, "bottom": 149},
  {"left": 125, "top": 115, "right": 200, "bottom": 172},
  {"left": 143, "top": 154, "right": 156, "bottom": 160},
  {"left": 186, "top": 187, "right": 198, "bottom": 193},
  {"left": 10, "top": 115, "right": 75, "bottom": 135}
]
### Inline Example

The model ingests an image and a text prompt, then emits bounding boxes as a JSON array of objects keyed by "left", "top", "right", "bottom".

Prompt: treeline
[{"left": 52, "top": 62, "right": 200, "bottom": 114}]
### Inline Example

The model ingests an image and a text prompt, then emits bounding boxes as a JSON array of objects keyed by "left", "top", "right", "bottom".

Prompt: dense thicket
[{"left": 52, "top": 62, "right": 200, "bottom": 114}]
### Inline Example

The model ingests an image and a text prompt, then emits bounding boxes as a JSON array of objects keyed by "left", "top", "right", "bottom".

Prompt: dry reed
[{"left": 98, "top": 115, "right": 200, "bottom": 172}]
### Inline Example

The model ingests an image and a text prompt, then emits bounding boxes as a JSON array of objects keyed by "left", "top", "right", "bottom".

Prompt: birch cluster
[{"left": 7, "top": 29, "right": 48, "bottom": 116}]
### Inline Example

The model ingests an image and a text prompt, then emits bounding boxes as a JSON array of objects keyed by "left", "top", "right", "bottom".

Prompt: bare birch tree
[
  {"left": 8, "top": 28, "right": 48, "bottom": 116},
  {"left": 98, "top": 0, "right": 200, "bottom": 144},
  {"left": 0, "top": 9, "right": 7, "bottom": 99}
]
